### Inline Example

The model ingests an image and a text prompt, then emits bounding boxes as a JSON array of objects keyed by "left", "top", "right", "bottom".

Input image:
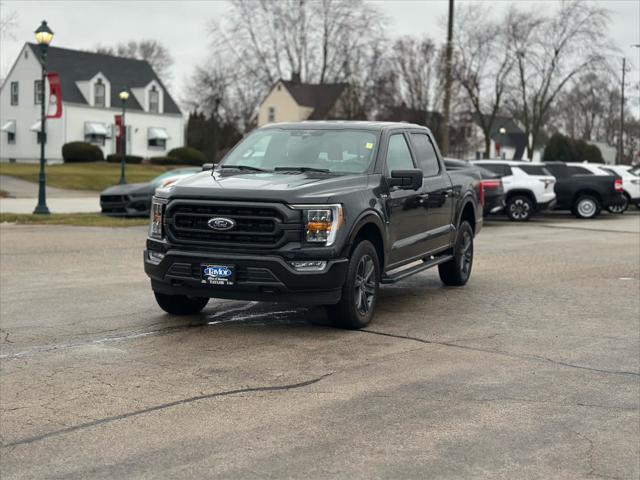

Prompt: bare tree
[
  {"left": 390, "top": 36, "right": 437, "bottom": 111},
  {"left": 93, "top": 40, "right": 174, "bottom": 85},
  {"left": 506, "top": 1, "right": 611, "bottom": 159},
  {"left": 0, "top": 4, "right": 18, "bottom": 39},
  {"left": 453, "top": 4, "right": 515, "bottom": 158}
]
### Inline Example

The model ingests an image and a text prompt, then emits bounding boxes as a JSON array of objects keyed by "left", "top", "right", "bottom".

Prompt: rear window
[
  {"left": 480, "top": 163, "right": 513, "bottom": 176},
  {"left": 518, "top": 165, "right": 552, "bottom": 176},
  {"left": 629, "top": 166, "right": 640, "bottom": 177}
]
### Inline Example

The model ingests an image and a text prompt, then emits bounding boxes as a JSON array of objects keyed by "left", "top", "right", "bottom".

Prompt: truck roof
[{"left": 259, "top": 120, "right": 432, "bottom": 133}]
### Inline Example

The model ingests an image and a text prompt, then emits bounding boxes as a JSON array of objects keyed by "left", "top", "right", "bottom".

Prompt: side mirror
[
  {"left": 201, "top": 163, "right": 214, "bottom": 171},
  {"left": 388, "top": 169, "right": 423, "bottom": 190}
]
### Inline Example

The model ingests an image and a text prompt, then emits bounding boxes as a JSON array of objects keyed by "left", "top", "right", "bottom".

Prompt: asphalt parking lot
[{"left": 1, "top": 212, "right": 639, "bottom": 479}]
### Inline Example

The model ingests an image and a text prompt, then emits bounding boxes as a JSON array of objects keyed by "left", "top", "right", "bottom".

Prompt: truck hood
[{"left": 162, "top": 170, "right": 369, "bottom": 203}]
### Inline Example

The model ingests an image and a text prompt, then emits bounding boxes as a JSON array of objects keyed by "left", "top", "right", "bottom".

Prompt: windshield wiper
[
  {"left": 218, "top": 164, "right": 268, "bottom": 172},
  {"left": 274, "top": 166, "right": 331, "bottom": 173}
]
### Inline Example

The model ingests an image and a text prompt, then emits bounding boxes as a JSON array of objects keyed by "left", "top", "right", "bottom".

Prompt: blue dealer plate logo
[{"left": 203, "top": 266, "right": 233, "bottom": 278}]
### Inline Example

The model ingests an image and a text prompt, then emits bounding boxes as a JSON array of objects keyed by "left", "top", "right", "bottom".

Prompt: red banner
[{"left": 46, "top": 72, "right": 63, "bottom": 119}]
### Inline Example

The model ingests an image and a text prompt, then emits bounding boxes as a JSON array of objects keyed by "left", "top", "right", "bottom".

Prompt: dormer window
[
  {"left": 149, "top": 86, "right": 159, "bottom": 113},
  {"left": 94, "top": 79, "right": 105, "bottom": 107}
]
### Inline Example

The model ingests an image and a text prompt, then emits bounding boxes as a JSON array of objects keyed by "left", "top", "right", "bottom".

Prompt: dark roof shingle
[{"left": 27, "top": 43, "right": 181, "bottom": 114}]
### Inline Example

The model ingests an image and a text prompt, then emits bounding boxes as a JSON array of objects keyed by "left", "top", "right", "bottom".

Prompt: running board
[{"left": 381, "top": 254, "right": 453, "bottom": 284}]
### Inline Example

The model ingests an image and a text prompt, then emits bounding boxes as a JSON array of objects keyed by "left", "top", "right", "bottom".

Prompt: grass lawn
[
  {"left": 0, "top": 213, "right": 148, "bottom": 227},
  {"left": 0, "top": 162, "right": 185, "bottom": 191}
]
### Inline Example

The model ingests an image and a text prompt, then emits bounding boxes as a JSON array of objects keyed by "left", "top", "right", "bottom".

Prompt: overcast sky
[{"left": 2, "top": 0, "right": 639, "bottom": 112}]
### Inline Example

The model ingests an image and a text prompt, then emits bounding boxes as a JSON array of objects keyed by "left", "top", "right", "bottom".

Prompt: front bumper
[
  {"left": 100, "top": 195, "right": 151, "bottom": 217},
  {"left": 144, "top": 248, "right": 348, "bottom": 305},
  {"left": 483, "top": 195, "right": 505, "bottom": 215},
  {"left": 536, "top": 198, "right": 556, "bottom": 211}
]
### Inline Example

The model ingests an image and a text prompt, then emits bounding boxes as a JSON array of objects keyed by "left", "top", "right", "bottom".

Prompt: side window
[
  {"left": 410, "top": 133, "right": 440, "bottom": 176},
  {"left": 567, "top": 166, "right": 592, "bottom": 175},
  {"left": 481, "top": 163, "right": 512, "bottom": 176},
  {"left": 386, "top": 134, "right": 414, "bottom": 173},
  {"left": 519, "top": 165, "right": 552, "bottom": 176}
]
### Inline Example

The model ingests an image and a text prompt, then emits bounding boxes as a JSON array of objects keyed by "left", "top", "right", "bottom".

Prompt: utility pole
[
  {"left": 618, "top": 57, "right": 626, "bottom": 165},
  {"left": 441, "top": 0, "right": 454, "bottom": 155}
]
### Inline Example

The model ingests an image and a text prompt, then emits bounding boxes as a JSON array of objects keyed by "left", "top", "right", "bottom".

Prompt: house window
[
  {"left": 149, "top": 86, "right": 159, "bottom": 113},
  {"left": 37, "top": 132, "right": 47, "bottom": 144},
  {"left": 34, "top": 80, "right": 43, "bottom": 104},
  {"left": 94, "top": 79, "right": 105, "bottom": 107},
  {"left": 8, "top": 132, "right": 16, "bottom": 144},
  {"left": 10, "top": 82, "right": 18, "bottom": 105},
  {"left": 85, "top": 134, "right": 105, "bottom": 146},
  {"left": 268, "top": 107, "right": 275, "bottom": 123},
  {"left": 148, "top": 138, "right": 166, "bottom": 149}
]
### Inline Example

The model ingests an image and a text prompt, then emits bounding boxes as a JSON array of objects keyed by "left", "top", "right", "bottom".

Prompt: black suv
[{"left": 144, "top": 122, "right": 482, "bottom": 328}]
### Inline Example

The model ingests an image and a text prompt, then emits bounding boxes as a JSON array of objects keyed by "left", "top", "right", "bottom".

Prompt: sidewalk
[{"left": 0, "top": 175, "right": 100, "bottom": 213}]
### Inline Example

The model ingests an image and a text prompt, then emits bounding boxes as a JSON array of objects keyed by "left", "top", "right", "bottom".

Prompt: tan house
[{"left": 257, "top": 79, "right": 348, "bottom": 126}]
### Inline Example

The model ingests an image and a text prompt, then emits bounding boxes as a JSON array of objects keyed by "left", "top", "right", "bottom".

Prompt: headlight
[
  {"left": 291, "top": 204, "right": 343, "bottom": 246},
  {"left": 149, "top": 197, "right": 166, "bottom": 239}
]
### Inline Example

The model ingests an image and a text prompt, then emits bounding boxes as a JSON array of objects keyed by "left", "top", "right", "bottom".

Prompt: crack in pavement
[
  {"left": 360, "top": 329, "right": 640, "bottom": 378},
  {"left": 536, "top": 224, "right": 639, "bottom": 235},
  {"left": 1, "top": 373, "right": 333, "bottom": 449}
]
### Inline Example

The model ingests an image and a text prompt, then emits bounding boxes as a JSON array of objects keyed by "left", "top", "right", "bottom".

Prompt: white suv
[
  {"left": 471, "top": 160, "right": 556, "bottom": 221},
  {"left": 597, "top": 164, "right": 640, "bottom": 212}
]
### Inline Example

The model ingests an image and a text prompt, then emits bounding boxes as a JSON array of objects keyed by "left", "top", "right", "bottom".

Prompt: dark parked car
[
  {"left": 542, "top": 162, "right": 626, "bottom": 219},
  {"left": 100, "top": 168, "right": 200, "bottom": 217},
  {"left": 445, "top": 158, "right": 504, "bottom": 216},
  {"left": 144, "top": 121, "right": 483, "bottom": 329}
]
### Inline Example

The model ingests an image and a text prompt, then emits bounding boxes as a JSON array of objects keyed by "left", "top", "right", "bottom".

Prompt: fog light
[
  {"left": 147, "top": 250, "right": 165, "bottom": 264},
  {"left": 289, "top": 260, "right": 327, "bottom": 272}
]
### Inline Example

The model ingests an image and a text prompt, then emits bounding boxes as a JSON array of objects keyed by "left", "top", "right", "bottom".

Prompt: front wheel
[
  {"left": 573, "top": 195, "right": 601, "bottom": 219},
  {"left": 439, "top": 221, "right": 474, "bottom": 286},
  {"left": 327, "top": 240, "right": 380, "bottom": 329},
  {"left": 154, "top": 292, "right": 209, "bottom": 315},
  {"left": 506, "top": 195, "right": 533, "bottom": 221},
  {"left": 607, "top": 195, "right": 628, "bottom": 214}
]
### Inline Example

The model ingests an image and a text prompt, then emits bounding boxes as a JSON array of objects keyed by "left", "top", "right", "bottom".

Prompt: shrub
[
  {"left": 149, "top": 156, "right": 180, "bottom": 166},
  {"left": 543, "top": 133, "right": 573, "bottom": 162},
  {"left": 105, "top": 154, "right": 144, "bottom": 164},
  {"left": 543, "top": 133, "right": 603, "bottom": 163},
  {"left": 61, "top": 142, "right": 104, "bottom": 163},
  {"left": 167, "top": 146, "right": 207, "bottom": 166}
]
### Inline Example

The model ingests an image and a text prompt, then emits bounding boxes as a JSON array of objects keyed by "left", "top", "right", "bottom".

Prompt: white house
[{"left": 0, "top": 43, "right": 183, "bottom": 163}]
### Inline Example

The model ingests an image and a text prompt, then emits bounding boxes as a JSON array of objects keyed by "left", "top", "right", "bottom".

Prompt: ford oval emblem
[{"left": 207, "top": 217, "right": 236, "bottom": 231}]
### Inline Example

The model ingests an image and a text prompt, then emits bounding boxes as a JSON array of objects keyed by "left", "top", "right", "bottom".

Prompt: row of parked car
[
  {"left": 445, "top": 159, "right": 637, "bottom": 221},
  {"left": 99, "top": 159, "right": 637, "bottom": 222}
]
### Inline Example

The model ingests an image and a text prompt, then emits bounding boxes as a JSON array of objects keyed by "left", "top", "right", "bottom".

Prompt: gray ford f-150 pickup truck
[{"left": 144, "top": 121, "right": 482, "bottom": 328}]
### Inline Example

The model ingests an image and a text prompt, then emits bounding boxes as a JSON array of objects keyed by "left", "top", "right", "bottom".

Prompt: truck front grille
[{"left": 165, "top": 200, "right": 302, "bottom": 249}]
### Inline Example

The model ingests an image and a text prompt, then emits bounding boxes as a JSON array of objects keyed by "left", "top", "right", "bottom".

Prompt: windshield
[{"left": 221, "top": 129, "right": 379, "bottom": 174}]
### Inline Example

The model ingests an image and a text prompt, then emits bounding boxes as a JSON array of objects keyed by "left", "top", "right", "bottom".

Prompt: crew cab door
[
  {"left": 408, "top": 130, "right": 454, "bottom": 252},
  {"left": 383, "top": 131, "right": 430, "bottom": 266}
]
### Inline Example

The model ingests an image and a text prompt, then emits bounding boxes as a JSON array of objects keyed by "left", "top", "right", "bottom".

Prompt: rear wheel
[
  {"left": 327, "top": 240, "right": 380, "bottom": 329},
  {"left": 573, "top": 195, "right": 601, "bottom": 219},
  {"left": 506, "top": 195, "right": 533, "bottom": 222},
  {"left": 439, "top": 221, "right": 474, "bottom": 286},
  {"left": 154, "top": 292, "right": 209, "bottom": 315}
]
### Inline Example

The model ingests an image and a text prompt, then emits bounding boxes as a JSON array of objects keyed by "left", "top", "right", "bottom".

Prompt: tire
[
  {"left": 506, "top": 195, "right": 533, "bottom": 222},
  {"left": 438, "top": 221, "right": 474, "bottom": 286},
  {"left": 573, "top": 195, "right": 601, "bottom": 219},
  {"left": 607, "top": 194, "right": 629, "bottom": 214},
  {"left": 154, "top": 292, "right": 209, "bottom": 315},
  {"left": 327, "top": 240, "right": 380, "bottom": 329}
]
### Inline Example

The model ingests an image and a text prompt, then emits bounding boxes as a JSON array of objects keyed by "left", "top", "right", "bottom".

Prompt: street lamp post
[
  {"left": 33, "top": 20, "right": 54, "bottom": 215},
  {"left": 118, "top": 91, "right": 129, "bottom": 185},
  {"left": 499, "top": 127, "right": 507, "bottom": 160}
]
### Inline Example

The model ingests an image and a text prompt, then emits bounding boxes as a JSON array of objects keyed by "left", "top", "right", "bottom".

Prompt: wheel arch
[
  {"left": 572, "top": 189, "right": 602, "bottom": 205},
  {"left": 505, "top": 189, "right": 536, "bottom": 205},
  {"left": 345, "top": 211, "right": 386, "bottom": 270}
]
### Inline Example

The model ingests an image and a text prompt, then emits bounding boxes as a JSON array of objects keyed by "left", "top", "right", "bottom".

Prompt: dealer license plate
[{"left": 201, "top": 264, "right": 235, "bottom": 285}]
